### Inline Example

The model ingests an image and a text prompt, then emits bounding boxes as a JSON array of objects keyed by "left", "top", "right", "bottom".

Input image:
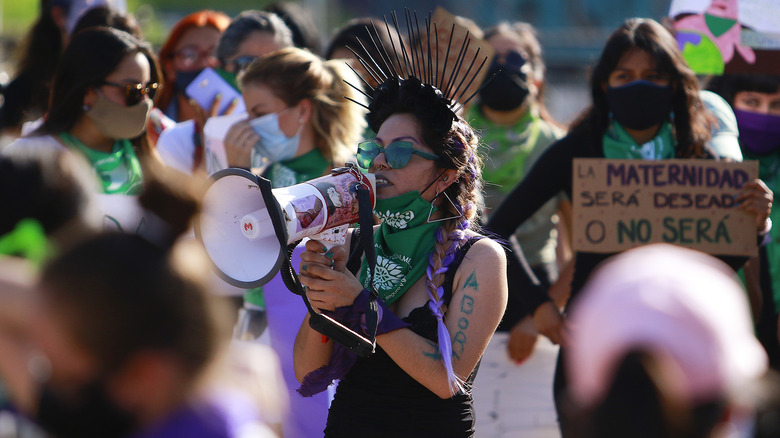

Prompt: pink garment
[{"left": 567, "top": 244, "right": 766, "bottom": 407}]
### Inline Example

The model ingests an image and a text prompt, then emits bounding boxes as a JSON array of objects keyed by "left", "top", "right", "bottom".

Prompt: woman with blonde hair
[
  {"left": 219, "top": 46, "right": 364, "bottom": 182},
  {"left": 223, "top": 46, "right": 366, "bottom": 438}
]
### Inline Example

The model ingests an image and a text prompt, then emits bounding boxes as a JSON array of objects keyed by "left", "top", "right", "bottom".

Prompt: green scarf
[
  {"left": 744, "top": 149, "right": 780, "bottom": 311},
  {"left": 359, "top": 191, "right": 440, "bottom": 304},
  {"left": 602, "top": 120, "right": 676, "bottom": 160},
  {"left": 705, "top": 13, "right": 737, "bottom": 38},
  {"left": 268, "top": 148, "right": 330, "bottom": 188},
  {"left": 244, "top": 148, "right": 330, "bottom": 309},
  {"left": 0, "top": 218, "right": 51, "bottom": 265},
  {"left": 470, "top": 106, "right": 542, "bottom": 193},
  {"left": 60, "top": 133, "right": 143, "bottom": 195}
]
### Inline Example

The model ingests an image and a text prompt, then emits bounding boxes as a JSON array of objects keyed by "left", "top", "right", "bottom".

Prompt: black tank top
[{"left": 324, "top": 237, "right": 482, "bottom": 438}]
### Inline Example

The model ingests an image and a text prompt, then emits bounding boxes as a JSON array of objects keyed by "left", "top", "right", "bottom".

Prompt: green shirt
[{"left": 467, "top": 105, "right": 565, "bottom": 266}]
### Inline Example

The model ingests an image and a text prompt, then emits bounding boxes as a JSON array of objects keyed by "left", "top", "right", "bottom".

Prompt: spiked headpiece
[{"left": 343, "top": 10, "right": 494, "bottom": 136}]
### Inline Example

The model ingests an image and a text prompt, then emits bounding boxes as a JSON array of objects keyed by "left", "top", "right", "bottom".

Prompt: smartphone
[{"left": 185, "top": 67, "right": 246, "bottom": 116}]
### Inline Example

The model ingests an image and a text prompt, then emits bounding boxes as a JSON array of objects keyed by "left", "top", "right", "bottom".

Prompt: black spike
[
  {"left": 434, "top": 22, "right": 440, "bottom": 89},
  {"left": 404, "top": 9, "right": 419, "bottom": 78},
  {"left": 344, "top": 96, "right": 369, "bottom": 110},
  {"left": 355, "top": 35, "right": 389, "bottom": 82},
  {"left": 453, "top": 66, "right": 497, "bottom": 113},
  {"left": 369, "top": 21, "right": 398, "bottom": 79},
  {"left": 426, "top": 16, "right": 433, "bottom": 86},
  {"left": 439, "top": 23, "right": 456, "bottom": 92},
  {"left": 347, "top": 46, "right": 384, "bottom": 85},
  {"left": 384, "top": 15, "right": 405, "bottom": 78},
  {"left": 343, "top": 59, "right": 375, "bottom": 92},
  {"left": 391, "top": 11, "right": 411, "bottom": 78},
  {"left": 343, "top": 79, "right": 372, "bottom": 100},
  {"left": 452, "top": 54, "right": 489, "bottom": 110},
  {"left": 413, "top": 11, "right": 427, "bottom": 82},
  {"left": 443, "top": 32, "right": 471, "bottom": 99},
  {"left": 450, "top": 47, "right": 482, "bottom": 104}
]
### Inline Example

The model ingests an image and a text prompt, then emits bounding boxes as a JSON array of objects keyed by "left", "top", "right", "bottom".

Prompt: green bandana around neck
[
  {"left": 60, "top": 133, "right": 143, "bottom": 195},
  {"left": 705, "top": 14, "right": 738, "bottom": 38},
  {"left": 472, "top": 107, "right": 542, "bottom": 193},
  {"left": 602, "top": 120, "right": 676, "bottom": 160},
  {"left": 0, "top": 218, "right": 51, "bottom": 265},
  {"left": 360, "top": 190, "right": 441, "bottom": 304},
  {"left": 268, "top": 148, "right": 329, "bottom": 188}
]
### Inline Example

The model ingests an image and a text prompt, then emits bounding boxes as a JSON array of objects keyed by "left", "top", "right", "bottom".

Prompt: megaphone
[{"left": 196, "top": 165, "right": 376, "bottom": 289}]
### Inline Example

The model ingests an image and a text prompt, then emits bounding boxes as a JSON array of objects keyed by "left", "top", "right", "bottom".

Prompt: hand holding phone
[{"left": 185, "top": 68, "right": 246, "bottom": 116}]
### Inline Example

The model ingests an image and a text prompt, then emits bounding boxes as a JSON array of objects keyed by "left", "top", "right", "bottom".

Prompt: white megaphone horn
[{"left": 196, "top": 165, "right": 376, "bottom": 289}]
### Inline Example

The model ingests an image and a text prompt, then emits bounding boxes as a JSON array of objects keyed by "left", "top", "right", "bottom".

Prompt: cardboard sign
[
  {"left": 572, "top": 158, "right": 758, "bottom": 257},
  {"left": 414, "top": 7, "right": 494, "bottom": 107},
  {"left": 670, "top": 0, "right": 780, "bottom": 74}
]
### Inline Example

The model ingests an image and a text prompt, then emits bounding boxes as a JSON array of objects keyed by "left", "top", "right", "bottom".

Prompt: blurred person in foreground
[
  {"left": 0, "top": 167, "right": 284, "bottom": 438},
  {"left": 566, "top": 243, "right": 769, "bottom": 438}
]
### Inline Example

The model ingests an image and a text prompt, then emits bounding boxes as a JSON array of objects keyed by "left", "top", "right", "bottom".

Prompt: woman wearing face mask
[
  {"left": 156, "top": 10, "right": 230, "bottom": 123},
  {"left": 483, "top": 18, "right": 773, "bottom": 437},
  {"left": 3, "top": 27, "right": 161, "bottom": 201},
  {"left": 707, "top": 73, "right": 780, "bottom": 371},
  {"left": 222, "top": 46, "right": 366, "bottom": 438},
  {"left": 292, "top": 16, "right": 508, "bottom": 436},
  {"left": 468, "top": 21, "right": 570, "bottom": 352},
  {"left": 156, "top": 11, "right": 294, "bottom": 174},
  {"left": 219, "top": 47, "right": 363, "bottom": 183}
]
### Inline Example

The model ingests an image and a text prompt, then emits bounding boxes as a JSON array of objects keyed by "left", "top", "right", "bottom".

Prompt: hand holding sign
[{"left": 572, "top": 158, "right": 760, "bottom": 257}]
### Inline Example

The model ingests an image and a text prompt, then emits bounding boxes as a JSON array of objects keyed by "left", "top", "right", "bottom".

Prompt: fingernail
[
  {"left": 216, "top": 92, "right": 222, "bottom": 99},
  {"left": 325, "top": 251, "right": 334, "bottom": 259},
  {"left": 232, "top": 97, "right": 240, "bottom": 104},
  {"left": 322, "top": 245, "right": 328, "bottom": 252},
  {"left": 302, "top": 265, "right": 307, "bottom": 270}
]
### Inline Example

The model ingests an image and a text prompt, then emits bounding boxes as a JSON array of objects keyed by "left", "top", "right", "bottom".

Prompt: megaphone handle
[{"left": 312, "top": 225, "right": 349, "bottom": 251}]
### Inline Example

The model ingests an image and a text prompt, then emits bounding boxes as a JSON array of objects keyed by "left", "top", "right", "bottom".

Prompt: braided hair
[{"left": 368, "top": 77, "right": 485, "bottom": 392}]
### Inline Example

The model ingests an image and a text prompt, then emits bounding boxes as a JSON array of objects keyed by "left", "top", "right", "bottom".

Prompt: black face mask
[
  {"left": 37, "top": 380, "right": 138, "bottom": 438},
  {"left": 605, "top": 80, "right": 674, "bottom": 130},
  {"left": 479, "top": 50, "right": 530, "bottom": 112},
  {"left": 174, "top": 68, "right": 204, "bottom": 93}
]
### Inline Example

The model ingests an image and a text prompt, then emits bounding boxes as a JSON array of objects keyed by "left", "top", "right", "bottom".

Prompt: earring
[
  {"left": 83, "top": 104, "right": 91, "bottom": 112},
  {"left": 443, "top": 176, "right": 448, "bottom": 181},
  {"left": 427, "top": 190, "right": 463, "bottom": 223}
]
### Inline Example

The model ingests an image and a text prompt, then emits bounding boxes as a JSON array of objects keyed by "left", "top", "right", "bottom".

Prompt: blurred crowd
[{"left": 0, "top": 0, "right": 778, "bottom": 437}]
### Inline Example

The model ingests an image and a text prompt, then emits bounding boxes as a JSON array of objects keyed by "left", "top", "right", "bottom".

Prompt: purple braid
[{"left": 424, "top": 199, "right": 471, "bottom": 394}]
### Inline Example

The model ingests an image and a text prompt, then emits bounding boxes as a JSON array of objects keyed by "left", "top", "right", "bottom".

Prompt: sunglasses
[
  {"left": 101, "top": 81, "right": 160, "bottom": 106},
  {"left": 229, "top": 55, "right": 258, "bottom": 73},
  {"left": 356, "top": 140, "right": 439, "bottom": 169}
]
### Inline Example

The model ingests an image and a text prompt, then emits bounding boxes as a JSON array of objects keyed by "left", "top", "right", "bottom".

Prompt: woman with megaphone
[{"left": 292, "top": 14, "right": 509, "bottom": 437}]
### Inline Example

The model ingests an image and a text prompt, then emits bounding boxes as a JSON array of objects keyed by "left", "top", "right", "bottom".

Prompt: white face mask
[{"left": 249, "top": 112, "right": 301, "bottom": 166}]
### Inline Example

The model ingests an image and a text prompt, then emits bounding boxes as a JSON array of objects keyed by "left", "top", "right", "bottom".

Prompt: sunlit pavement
[{"left": 473, "top": 333, "right": 561, "bottom": 438}]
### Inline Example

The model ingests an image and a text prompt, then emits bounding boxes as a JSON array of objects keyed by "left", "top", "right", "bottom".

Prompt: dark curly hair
[{"left": 367, "top": 77, "right": 456, "bottom": 158}]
